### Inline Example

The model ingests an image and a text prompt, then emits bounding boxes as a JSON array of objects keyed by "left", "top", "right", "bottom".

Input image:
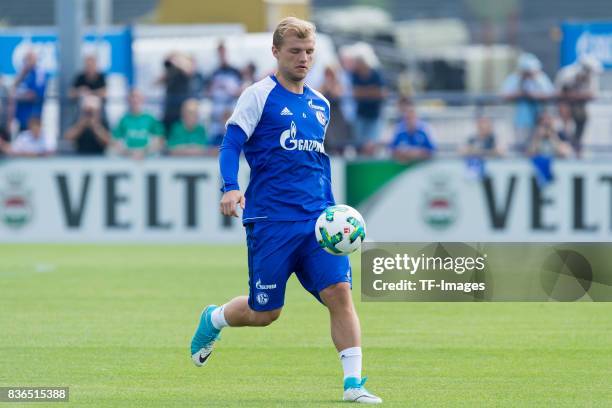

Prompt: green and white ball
[{"left": 315, "top": 205, "right": 366, "bottom": 256}]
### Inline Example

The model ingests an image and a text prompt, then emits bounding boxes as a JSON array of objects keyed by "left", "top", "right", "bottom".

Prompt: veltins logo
[
  {"left": 1, "top": 173, "right": 33, "bottom": 229},
  {"left": 422, "top": 175, "right": 457, "bottom": 230},
  {"left": 279, "top": 121, "right": 324, "bottom": 152}
]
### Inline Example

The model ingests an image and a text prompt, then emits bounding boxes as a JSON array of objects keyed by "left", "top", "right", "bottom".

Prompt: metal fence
[{"left": 2, "top": 90, "right": 612, "bottom": 158}]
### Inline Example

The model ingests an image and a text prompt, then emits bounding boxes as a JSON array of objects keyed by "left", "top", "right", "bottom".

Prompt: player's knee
[
  {"left": 321, "top": 282, "right": 353, "bottom": 310},
  {"left": 322, "top": 282, "right": 351, "bottom": 300},
  {"left": 252, "top": 309, "right": 281, "bottom": 326}
]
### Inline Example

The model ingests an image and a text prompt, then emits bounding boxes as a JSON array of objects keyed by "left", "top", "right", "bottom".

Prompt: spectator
[
  {"left": 12, "top": 51, "right": 49, "bottom": 131},
  {"left": 208, "top": 41, "right": 242, "bottom": 145},
  {"left": 501, "top": 53, "right": 554, "bottom": 151},
  {"left": 64, "top": 95, "right": 110, "bottom": 155},
  {"left": 69, "top": 55, "right": 107, "bottom": 122},
  {"left": 390, "top": 100, "right": 435, "bottom": 161},
  {"left": 461, "top": 117, "right": 501, "bottom": 158},
  {"left": 159, "top": 52, "right": 194, "bottom": 134},
  {"left": 397, "top": 61, "right": 425, "bottom": 99},
  {"left": 167, "top": 99, "right": 209, "bottom": 156},
  {"left": 320, "top": 66, "right": 352, "bottom": 155},
  {"left": 188, "top": 54, "right": 206, "bottom": 99},
  {"left": 351, "top": 54, "right": 385, "bottom": 155},
  {"left": 555, "top": 55, "right": 602, "bottom": 156},
  {"left": 0, "top": 139, "right": 7, "bottom": 156},
  {"left": 527, "top": 111, "right": 572, "bottom": 158},
  {"left": 557, "top": 102, "right": 574, "bottom": 143},
  {"left": 0, "top": 74, "right": 10, "bottom": 147},
  {"left": 7, "top": 116, "right": 50, "bottom": 157},
  {"left": 240, "top": 62, "right": 258, "bottom": 90},
  {"left": 70, "top": 55, "right": 107, "bottom": 100},
  {"left": 337, "top": 46, "right": 357, "bottom": 125},
  {"left": 111, "top": 90, "right": 164, "bottom": 159}
]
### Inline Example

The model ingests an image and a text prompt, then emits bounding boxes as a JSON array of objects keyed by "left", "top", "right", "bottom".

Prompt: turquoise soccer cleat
[
  {"left": 343, "top": 377, "right": 383, "bottom": 404},
  {"left": 190, "top": 305, "right": 221, "bottom": 367}
]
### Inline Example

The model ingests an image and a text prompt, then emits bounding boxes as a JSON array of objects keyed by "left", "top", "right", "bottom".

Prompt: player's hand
[{"left": 220, "top": 190, "right": 245, "bottom": 217}]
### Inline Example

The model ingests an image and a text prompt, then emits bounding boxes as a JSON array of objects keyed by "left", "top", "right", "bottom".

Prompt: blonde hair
[{"left": 273, "top": 17, "right": 316, "bottom": 48}]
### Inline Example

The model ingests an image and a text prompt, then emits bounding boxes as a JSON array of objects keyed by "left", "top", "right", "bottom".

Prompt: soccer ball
[{"left": 315, "top": 205, "right": 366, "bottom": 255}]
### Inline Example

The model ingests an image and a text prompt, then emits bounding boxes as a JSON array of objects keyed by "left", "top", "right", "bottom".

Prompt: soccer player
[{"left": 190, "top": 17, "right": 382, "bottom": 404}]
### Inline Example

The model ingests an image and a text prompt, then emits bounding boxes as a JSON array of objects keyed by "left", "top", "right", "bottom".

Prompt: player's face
[{"left": 273, "top": 32, "right": 315, "bottom": 82}]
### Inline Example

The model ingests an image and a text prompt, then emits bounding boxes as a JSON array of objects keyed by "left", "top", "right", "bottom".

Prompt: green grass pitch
[{"left": 1, "top": 245, "right": 611, "bottom": 407}]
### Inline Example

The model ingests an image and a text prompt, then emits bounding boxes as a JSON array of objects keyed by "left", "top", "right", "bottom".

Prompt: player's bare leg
[
  {"left": 320, "top": 282, "right": 361, "bottom": 350},
  {"left": 190, "top": 297, "right": 281, "bottom": 366},
  {"left": 320, "top": 282, "right": 382, "bottom": 404},
  {"left": 223, "top": 296, "right": 282, "bottom": 327}
]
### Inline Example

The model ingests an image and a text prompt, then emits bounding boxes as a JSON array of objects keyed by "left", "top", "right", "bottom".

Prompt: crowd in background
[{"left": 0, "top": 41, "right": 603, "bottom": 163}]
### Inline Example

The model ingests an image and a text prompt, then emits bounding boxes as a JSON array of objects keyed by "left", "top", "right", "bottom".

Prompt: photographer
[
  {"left": 64, "top": 95, "right": 110, "bottom": 155},
  {"left": 501, "top": 53, "right": 554, "bottom": 151},
  {"left": 158, "top": 52, "right": 193, "bottom": 134},
  {"left": 555, "top": 55, "right": 602, "bottom": 156}
]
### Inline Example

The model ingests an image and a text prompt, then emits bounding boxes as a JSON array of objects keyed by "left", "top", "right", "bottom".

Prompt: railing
[{"left": 2, "top": 91, "right": 611, "bottom": 158}]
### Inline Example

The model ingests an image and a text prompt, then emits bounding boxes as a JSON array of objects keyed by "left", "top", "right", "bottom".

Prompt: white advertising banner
[
  {"left": 0, "top": 158, "right": 346, "bottom": 243},
  {"left": 361, "top": 160, "right": 612, "bottom": 242}
]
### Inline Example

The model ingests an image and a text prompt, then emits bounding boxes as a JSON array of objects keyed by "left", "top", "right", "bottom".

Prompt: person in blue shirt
[
  {"left": 12, "top": 51, "right": 49, "bottom": 131},
  {"left": 189, "top": 17, "right": 382, "bottom": 404},
  {"left": 390, "top": 98, "right": 435, "bottom": 162}
]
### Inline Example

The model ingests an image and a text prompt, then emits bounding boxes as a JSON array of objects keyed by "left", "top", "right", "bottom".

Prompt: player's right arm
[
  {"left": 219, "top": 124, "right": 247, "bottom": 217},
  {"left": 219, "top": 82, "right": 269, "bottom": 217}
]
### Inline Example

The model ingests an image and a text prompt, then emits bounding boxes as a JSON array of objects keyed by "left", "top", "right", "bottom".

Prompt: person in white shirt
[{"left": 9, "top": 116, "right": 51, "bottom": 157}]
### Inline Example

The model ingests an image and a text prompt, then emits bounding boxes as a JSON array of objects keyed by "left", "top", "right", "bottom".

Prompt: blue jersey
[
  {"left": 226, "top": 75, "right": 335, "bottom": 223},
  {"left": 390, "top": 120, "right": 436, "bottom": 152},
  {"left": 15, "top": 67, "right": 48, "bottom": 128}
]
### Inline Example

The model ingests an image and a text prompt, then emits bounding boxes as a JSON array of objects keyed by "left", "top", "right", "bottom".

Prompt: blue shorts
[{"left": 245, "top": 219, "right": 352, "bottom": 312}]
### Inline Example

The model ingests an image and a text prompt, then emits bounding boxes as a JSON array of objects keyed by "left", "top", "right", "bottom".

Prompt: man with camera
[{"left": 64, "top": 95, "right": 110, "bottom": 155}]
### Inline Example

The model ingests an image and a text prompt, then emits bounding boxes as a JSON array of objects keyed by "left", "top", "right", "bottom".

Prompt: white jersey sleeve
[{"left": 226, "top": 76, "right": 276, "bottom": 139}]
